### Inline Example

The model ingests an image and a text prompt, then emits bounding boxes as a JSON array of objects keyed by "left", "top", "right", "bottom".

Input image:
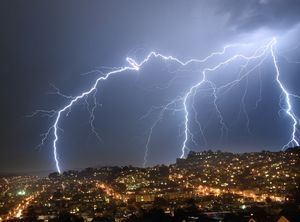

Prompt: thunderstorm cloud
[{"left": 0, "top": 0, "right": 300, "bottom": 172}]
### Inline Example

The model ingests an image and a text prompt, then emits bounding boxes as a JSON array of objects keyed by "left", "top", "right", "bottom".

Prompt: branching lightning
[
  {"left": 270, "top": 40, "right": 300, "bottom": 149},
  {"left": 34, "top": 38, "right": 300, "bottom": 173}
]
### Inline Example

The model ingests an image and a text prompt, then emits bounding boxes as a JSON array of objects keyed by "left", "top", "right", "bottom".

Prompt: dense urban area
[{"left": 0, "top": 148, "right": 299, "bottom": 222}]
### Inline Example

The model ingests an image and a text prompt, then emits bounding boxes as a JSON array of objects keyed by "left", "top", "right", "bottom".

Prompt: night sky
[{"left": 1, "top": 0, "right": 300, "bottom": 173}]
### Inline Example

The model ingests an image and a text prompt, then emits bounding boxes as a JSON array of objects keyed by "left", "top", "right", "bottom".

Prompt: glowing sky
[{"left": 0, "top": 0, "right": 300, "bottom": 173}]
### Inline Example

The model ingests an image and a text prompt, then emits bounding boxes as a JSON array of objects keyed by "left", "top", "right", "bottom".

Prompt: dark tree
[
  {"left": 48, "top": 172, "right": 60, "bottom": 179},
  {"left": 91, "top": 216, "right": 114, "bottom": 222}
]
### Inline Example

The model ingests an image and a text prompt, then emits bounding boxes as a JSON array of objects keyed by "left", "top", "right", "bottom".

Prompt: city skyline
[{"left": 1, "top": 148, "right": 299, "bottom": 221}]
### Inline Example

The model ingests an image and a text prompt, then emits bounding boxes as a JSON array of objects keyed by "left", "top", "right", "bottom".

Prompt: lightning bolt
[
  {"left": 35, "top": 38, "right": 299, "bottom": 173},
  {"left": 270, "top": 39, "right": 300, "bottom": 150},
  {"left": 141, "top": 98, "right": 183, "bottom": 167},
  {"left": 180, "top": 40, "right": 274, "bottom": 158},
  {"left": 84, "top": 89, "right": 102, "bottom": 143}
]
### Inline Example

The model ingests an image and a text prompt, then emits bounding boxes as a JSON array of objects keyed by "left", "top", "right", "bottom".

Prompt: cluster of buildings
[{"left": 0, "top": 148, "right": 299, "bottom": 221}]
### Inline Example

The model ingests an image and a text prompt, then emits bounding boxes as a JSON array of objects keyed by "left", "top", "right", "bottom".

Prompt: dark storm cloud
[
  {"left": 213, "top": 0, "right": 300, "bottom": 31},
  {"left": 0, "top": 0, "right": 299, "bottom": 173}
]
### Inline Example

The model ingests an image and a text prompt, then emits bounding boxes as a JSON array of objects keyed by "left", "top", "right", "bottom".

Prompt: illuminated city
[
  {"left": 1, "top": 1, "right": 300, "bottom": 221},
  {"left": 0, "top": 148, "right": 299, "bottom": 221}
]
